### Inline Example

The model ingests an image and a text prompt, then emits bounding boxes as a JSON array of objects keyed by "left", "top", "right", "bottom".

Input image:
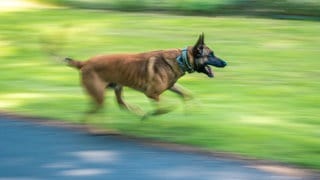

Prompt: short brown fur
[{"left": 66, "top": 34, "right": 227, "bottom": 118}]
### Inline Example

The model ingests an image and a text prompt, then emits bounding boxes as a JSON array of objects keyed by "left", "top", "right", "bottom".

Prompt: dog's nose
[{"left": 222, "top": 61, "right": 227, "bottom": 67}]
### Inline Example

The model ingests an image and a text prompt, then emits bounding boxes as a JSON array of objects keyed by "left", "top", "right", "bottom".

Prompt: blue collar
[{"left": 176, "top": 48, "right": 194, "bottom": 73}]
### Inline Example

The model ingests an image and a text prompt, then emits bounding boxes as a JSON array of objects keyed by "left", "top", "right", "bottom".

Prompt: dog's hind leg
[{"left": 81, "top": 69, "right": 106, "bottom": 114}]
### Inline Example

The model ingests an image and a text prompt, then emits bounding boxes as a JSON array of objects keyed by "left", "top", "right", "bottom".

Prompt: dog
[{"left": 65, "top": 33, "right": 227, "bottom": 118}]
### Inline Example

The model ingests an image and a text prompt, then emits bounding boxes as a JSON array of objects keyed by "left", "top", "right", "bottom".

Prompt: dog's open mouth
[{"left": 205, "top": 65, "right": 214, "bottom": 78}]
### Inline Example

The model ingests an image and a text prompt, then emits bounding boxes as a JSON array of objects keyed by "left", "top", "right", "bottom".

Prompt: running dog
[{"left": 65, "top": 33, "right": 227, "bottom": 118}]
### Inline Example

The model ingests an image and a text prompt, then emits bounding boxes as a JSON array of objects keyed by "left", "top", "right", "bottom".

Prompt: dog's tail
[{"left": 64, "top": 57, "right": 84, "bottom": 69}]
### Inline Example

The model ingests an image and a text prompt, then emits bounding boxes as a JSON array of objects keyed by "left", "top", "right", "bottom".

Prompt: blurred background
[{"left": 0, "top": 0, "right": 319, "bottom": 169}]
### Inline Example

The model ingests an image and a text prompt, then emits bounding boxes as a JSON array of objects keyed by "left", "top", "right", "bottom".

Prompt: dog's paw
[
  {"left": 120, "top": 104, "right": 145, "bottom": 116},
  {"left": 141, "top": 114, "right": 149, "bottom": 121},
  {"left": 129, "top": 106, "right": 145, "bottom": 116},
  {"left": 183, "top": 94, "right": 194, "bottom": 101}
]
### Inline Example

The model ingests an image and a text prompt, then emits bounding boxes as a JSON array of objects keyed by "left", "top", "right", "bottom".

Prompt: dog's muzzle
[
  {"left": 207, "top": 56, "right": 227, "bottom": 68},
  {"left": 203, "top": 56, "right": 227, "bottom": 78}
]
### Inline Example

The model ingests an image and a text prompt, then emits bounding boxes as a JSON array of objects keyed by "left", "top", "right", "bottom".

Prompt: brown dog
[{"left": 66, "top": 33, "right": 227, "bottom": 118}]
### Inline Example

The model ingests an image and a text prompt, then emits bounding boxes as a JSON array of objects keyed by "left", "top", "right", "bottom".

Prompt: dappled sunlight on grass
[
  {"left": 0, "top": 40, "right": 16, "bottom": 57},
  {"left": 0, "top": 0, "right": 56, "bottom": 11},
  {"left": 0, "top": 100, "right": 21, "bottom": 109},
  {"left": 0, "top": 93, "right": 47, "bottom": 99},
  {"left": 0, "top": 93, "right": 46, "bottom": 109},
  {"left": 239, "top": 115, "right": 281, "bottom": 125}
]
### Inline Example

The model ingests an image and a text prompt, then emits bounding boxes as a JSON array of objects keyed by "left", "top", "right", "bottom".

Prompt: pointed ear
[
  {"left": 201, "top": 32, "right": 205, "bottom": 44},
  {"left": 194, "top": 33, "right": 204, "bottom": 47},
  {"left": 193, "top": 33, "right": 204, "bottom": 55}
]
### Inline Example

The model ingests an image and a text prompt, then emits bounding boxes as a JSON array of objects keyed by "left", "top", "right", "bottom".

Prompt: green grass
[{"left": 0, "top": 9, "right": 320, "bottom": 169}]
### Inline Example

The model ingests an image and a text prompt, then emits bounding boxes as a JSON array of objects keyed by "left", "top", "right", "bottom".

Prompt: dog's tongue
[{"left": 205, "top": 65, "right": 214, "bottom": 78}]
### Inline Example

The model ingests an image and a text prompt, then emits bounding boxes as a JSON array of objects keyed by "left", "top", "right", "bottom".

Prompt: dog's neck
[{"left": 176, "top": 48, "right": 194, "bottom": 73}]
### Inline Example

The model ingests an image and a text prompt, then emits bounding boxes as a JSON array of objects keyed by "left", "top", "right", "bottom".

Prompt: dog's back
[{"left": 66, "top": 49, "right": 183, "bottom": 92}]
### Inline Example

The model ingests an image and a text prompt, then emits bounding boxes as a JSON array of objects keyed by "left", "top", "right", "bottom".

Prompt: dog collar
[{"left": 176, "top": 48, "right": 194, "bottom": 73}]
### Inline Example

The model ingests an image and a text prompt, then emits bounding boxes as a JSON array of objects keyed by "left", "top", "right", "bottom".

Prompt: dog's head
[{"left": 192, "top": 33, "right": 227, "bottom": 78}]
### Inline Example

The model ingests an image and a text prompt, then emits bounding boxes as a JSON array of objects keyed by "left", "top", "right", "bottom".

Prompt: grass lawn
[{"left": 0, "top": 8, "right": 319, "bottom": 169}]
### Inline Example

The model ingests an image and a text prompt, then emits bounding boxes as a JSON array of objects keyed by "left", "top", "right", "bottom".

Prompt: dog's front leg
[
  {"left": 169, "top": 83, "right": 193, "bottom": 101},
  {"left": 142, "top": 93, "right": 174, "bottom": 120},
  {"left": 114, "top": 85, "right": 144, "bottom": 115}
]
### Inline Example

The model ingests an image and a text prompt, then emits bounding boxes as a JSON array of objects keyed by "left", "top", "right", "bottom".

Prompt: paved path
[{"left": 0, "top": 116, "right": 311, "bottom": 180}]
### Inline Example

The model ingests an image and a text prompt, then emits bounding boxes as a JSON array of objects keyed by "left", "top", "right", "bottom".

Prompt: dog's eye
[{"left": 196, "top": 50, "right": 203, "bottom": 58}]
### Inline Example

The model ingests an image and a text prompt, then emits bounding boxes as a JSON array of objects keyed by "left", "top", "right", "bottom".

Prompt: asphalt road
[{"left": 0, "top": 116, "right": 311, "bottom": 180}]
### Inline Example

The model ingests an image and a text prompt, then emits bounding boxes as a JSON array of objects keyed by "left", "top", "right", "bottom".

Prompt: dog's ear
[
  {"left": 194, "top": 33, "right": 204, "bottom": 47},
  {"left": 193, "top": 33, "right": 205, "bottom": 56},
  {"left": 200, "top": 32, "right": 205, "bottom": 44}
]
